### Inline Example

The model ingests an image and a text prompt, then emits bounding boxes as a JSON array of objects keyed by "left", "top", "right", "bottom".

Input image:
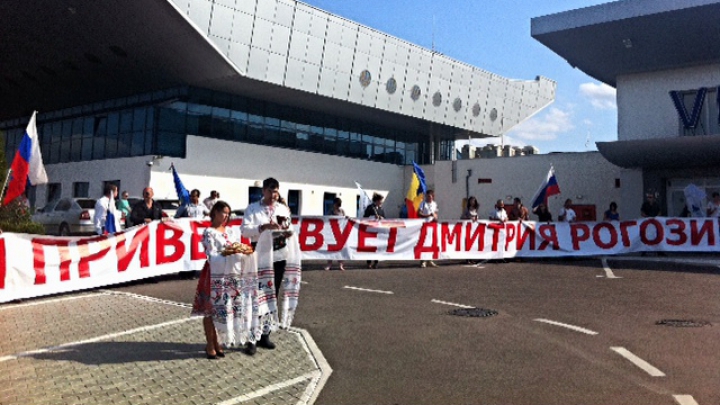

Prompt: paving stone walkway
[{"left": 0, "top": 291, "right": 330, "bottom": 405}]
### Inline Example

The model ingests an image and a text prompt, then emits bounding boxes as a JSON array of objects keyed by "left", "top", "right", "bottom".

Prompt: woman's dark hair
[
  {"left": 334, "top": 197, "right": 342, "bottom": 206},
  {"left": 372, "top": 193, "right": 383, "bottom": 203},
  {"left": 210, "top": 200, "right": 231, "bottom": 225},
  {"left": 609, "top": 201, "right": 617, "bottom": 211},
  {"left": 467, "top": 196, "right": 479, "bottom": 209}
]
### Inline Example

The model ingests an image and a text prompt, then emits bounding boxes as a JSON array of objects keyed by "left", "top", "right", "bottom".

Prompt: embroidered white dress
[
  {"left": 197, "top": 227, "right": 262, "bottom": 346},
  {"left": 242, "top": 201, "right": 302, "bottom": 329}
]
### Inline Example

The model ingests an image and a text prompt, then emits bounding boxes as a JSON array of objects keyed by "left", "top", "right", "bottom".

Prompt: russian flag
[
  {"left": 3, "top": 112, "right": 48, "bottom": 205},
  {"left": 171, "top": 163, "right": 190, "bottom": 205},
  {"left": 530, "top": 166, "right": 561, "bottom": 209},
  {"left": 105, "top": 193, "right": 119, "bottom": 234},
  {"left": 405, "top": 162, "right": 427, "bottom": 218}
]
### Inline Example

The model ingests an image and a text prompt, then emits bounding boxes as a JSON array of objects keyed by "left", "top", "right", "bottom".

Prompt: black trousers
[{"left": 273, "top": 260, "right": 286, "bottom": 296}]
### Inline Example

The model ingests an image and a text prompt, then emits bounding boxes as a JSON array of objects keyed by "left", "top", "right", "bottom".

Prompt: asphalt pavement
[{"left": 2, "top": 254, "right": 720, "bottom": 405}]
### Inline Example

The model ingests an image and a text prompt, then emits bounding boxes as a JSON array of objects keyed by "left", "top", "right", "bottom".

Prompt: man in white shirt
[
  {"left": 175, "top": 189, "right": 210, "bottom": 219},
  {"left": 241, "top": 177, "right": 293, "bottom": 354},
  {"left": 418, "top": 190, "right": 439, "bottom": 268},
  {"left": 93, "top": 183, "right": 119, "bottom": 235},
  {"left": 558, "top": 198, "right": 577, "bottom": 222},
  {"left": 489, "top": 199, "right": 508, "bottom": 222},
  {"left": 203, "top": 190, "right": 219, "bottom": 210}
]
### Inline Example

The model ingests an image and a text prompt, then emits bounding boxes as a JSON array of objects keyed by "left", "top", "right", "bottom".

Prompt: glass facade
[{"left": 1, "top": 87, "right": 452, "bottom": 166}]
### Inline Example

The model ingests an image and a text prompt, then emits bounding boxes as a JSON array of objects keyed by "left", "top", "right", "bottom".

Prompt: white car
[{"left": 32, "top": 198, "right": 97, "bottom": 236}]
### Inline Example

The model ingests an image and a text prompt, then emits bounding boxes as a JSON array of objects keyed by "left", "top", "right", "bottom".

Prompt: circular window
[
  {"left": 432, "top": 91, "right": 442, "bottom": 107},
  {"left": 453, "top": 98, "right": 462, "bottom": 112},
  {"left": 410, "top": 85, "right": 421, "bottom": 101},
  {"left": 472, "top": 103, "right": 481, "bottom": 117},
  {"left": 489, "top": 108, "right": 498, "bottom": 121},
  {"left": 386, "top": 77, "right": 397, "bottom": 94},
  {"left": 359, "top": 70, "right": 371, "bottom": 87}
]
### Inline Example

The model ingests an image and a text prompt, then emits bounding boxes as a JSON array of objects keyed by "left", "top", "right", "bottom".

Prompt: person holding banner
[
  {"left": 509, "top": 197, "right": 529, "bottom": 221},
  {"left": 461, "top": 196, "right": 480, "bottom": 221},
  {"left": 558, "top": 199, "right": 576, "bottom": 222},
  {"left": 489, "top": 200, "right": 508, "bottom": 222},
  {"left": 418, "top": 190, "right": 439, "bottom": 268},
  {"left": 364, "top": 193, "right": 386, "bottom": 269},
  {"left": 707, "top": 192, "right": 720, "bottom": 217},
  {"left": 532, "top": 203, "right": 552, "bottom": 222},
  {"left": 129, "top": 187, "right": 163, "bottom": 226},
  {"left": 325, "top": 197, "right": 346, "bottom": 271},
  {"left": 191, "top": 201, "right": 258, "bottom": 359},
  {"left": 93, "top": 183, "right": 119, "bottom": 235},
  {"left": 175, "top": 189, "right": 210, "bottom": 219},
  {"left": 242, "top": 177, "right": 301, "bottom": 352}
]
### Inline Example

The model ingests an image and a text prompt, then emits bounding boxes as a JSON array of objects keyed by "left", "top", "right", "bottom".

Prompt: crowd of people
[{"left": 87, "top": 181, "right": 720, "bottom": 358}]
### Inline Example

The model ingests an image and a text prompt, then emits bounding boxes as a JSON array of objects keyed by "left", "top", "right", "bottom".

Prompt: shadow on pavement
[{"left": 29, "top": 341, "right": 206, "bottom": 365}]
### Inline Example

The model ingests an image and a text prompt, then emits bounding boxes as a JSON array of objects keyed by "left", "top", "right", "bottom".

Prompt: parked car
[
  {"left": 32, "top": 198, "right": 98, "bottom": 236},
  {"left": 156, "top": 199, "right": 181, "bottom": 218}
]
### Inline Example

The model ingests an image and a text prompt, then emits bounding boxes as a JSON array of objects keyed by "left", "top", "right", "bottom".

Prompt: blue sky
[{"left": 302, "top": 0, "right": 618, "bottom": 154}]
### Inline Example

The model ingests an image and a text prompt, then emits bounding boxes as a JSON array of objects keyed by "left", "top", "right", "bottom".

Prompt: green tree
[{"left": 0, "top": 133, "right": 45, "bottom": 234}]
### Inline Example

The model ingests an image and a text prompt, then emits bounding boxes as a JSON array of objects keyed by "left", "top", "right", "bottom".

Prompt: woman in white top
[{"left": 191, "top": 200, "right": 258, "bottom": 358}]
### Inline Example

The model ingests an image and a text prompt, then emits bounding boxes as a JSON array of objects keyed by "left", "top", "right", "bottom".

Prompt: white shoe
[
  {"left": 420, "top": 261, "right": 427, "bottom": 268},
  {"left": 429, "top": 261, "right": 439, "bottom": 268}
]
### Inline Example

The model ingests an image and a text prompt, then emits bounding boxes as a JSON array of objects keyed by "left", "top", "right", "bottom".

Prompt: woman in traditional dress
[{"left": 191, "top": 200, "right": 259, "bottom": 358}]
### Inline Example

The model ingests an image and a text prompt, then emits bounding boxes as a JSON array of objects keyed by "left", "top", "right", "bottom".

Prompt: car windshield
[{"left": 76, "top": 199, "right": 97, "bottom": 209}]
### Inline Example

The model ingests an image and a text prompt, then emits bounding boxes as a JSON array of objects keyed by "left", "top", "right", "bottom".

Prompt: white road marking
[
  {"left": 673, "top": 394, "right": 699, "bottom": 405},
  {"left": 216, "top": 371, "right": 319, "bottom": 405},
  {"left": 0, "top": 292, "right": 110, "bottom": 311},
  {"left": 343, "top": 286, "right": 393, "bottom": 294},
  {"left": 0, "top": 317, "right": 195, "bottom": 363},
  {"left": 288, "top": 327, "right": 333, "bottom": 405},
  {"left": 431, "top": 299, "right": 474, "bottom": 309},
  {"left": 600, "top": 258, "right": 622, "bottom": 279},
  {"left": 99, "top": 290, "right": 191, "bottom": 308},
  {"left": 610, "top": 347, "right": 666, "bottom": 377},
  {"left": 534, "top": 318, "right": 598, "bottom": 335}
]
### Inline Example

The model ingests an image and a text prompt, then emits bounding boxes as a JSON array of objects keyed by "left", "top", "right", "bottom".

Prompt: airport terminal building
[
  {"left": 0, "top": 0, "right": 555, "bottom": 216},
  {"left": 533, "top": 0, "right": 720, "bottom": 216}
]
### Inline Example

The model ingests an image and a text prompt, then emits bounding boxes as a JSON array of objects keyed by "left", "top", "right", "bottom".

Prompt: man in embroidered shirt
[{"left": 241, "top": 177, "right": 293, "bottom": 354}]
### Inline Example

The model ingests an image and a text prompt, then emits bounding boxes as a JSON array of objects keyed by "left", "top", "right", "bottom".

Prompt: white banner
[{"left": 2, "top": 217, "right": 720, "bottom": 303}]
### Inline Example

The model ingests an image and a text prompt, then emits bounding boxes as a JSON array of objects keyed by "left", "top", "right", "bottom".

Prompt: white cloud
[
  {"left": 505, "top": 107, "right": 575, "bottom": 142},
  {"left": 579, "top": 82, "right": 617, "bottom": 110}
]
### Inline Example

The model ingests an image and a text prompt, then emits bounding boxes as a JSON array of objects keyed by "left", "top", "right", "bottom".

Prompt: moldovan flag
[
  {"left": 3, "top": 111, "right": 48, "bottom": 205},
  {"left": 105, "top": 193, "right": 119, "bottom": 234},
  {"left": 405, "top": 162, "right": 427, "bottom": 218},
  {"left": 530, "top": 166, "right": 561, "bottom": 209}
]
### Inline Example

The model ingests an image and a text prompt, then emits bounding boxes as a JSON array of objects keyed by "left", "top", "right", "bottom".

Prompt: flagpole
[{"left": 0, "top": 168, "right": 12, "bottom": 203}]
